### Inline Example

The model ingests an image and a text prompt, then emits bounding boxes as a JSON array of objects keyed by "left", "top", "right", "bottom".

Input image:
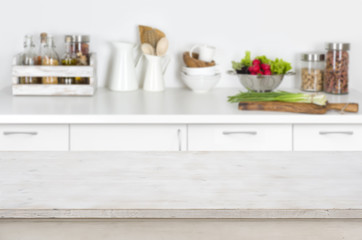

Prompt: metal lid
[
  {"left": 301, "top": 52, "right": 325, "bottom": 62},
  {"left": 326, "top": 42, "right": 350, "bottom": 51},
  {"left": 72, "top": 35, "right": 90, "bottom": 42}
]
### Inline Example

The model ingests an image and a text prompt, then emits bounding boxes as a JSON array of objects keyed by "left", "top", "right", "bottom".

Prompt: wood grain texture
[
  {"left": 183, "top": 52, "right": 216, "bottom": 68},
  {"left": 11, "top": 53, "right": 97, "bottom": 96},
  {"left": 239, "top": 101, "right": 359, "bottom": 114},
  {"left": 12, "top": 84, "right": 95, "bottom": 96},
  {"left": 2, "top": 220, "right": 362, "bottom": 240},
  {"left": 1, "top": 152, "right": 362, "bottom": 219}
]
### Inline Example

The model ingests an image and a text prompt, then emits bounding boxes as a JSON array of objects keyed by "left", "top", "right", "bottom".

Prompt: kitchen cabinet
[
  {"left": 0, "top": 125, "right": 69, "bottom": 151},
  {"left": 0, "top": 88, "right": 361, "bottom": 152},
  {"left": 294, "top": 124, "right": 362, "bottom": 151},
  {"left": 188, "top": 124, "right": 292, "bottom": 151},
  {"left": 71, "top": 124, "right": 187, "bottom": 151}
]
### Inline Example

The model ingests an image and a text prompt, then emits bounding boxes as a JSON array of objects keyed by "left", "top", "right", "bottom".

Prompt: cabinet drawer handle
[
  {"left": 222, "top": 131, "right": 257, "bottom": 135},
  {"left": 177, "top": 129, "right": 182, "bottom": 151},
  {"left": 319, "top": 131, "right": 354, "bottom": 136},
  {"left": 3, "top": 131, "right": 38, "bottom": 136}
]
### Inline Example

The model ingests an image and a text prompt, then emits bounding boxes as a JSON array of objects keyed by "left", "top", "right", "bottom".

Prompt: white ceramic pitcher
[
  {"left": 108, "top": 42, "right": 142, "bottom": 92},
  {"left": 143, "top": 54, "right": 171, "bottom": 92}
]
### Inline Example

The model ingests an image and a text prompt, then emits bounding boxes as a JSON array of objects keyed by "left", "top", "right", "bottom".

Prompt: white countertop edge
[
  {"left": 0, "top": 115, "right": 361, "bottom": 124},
  {"left": 1, "top": 209, "right": 362, "bottom": 219}
]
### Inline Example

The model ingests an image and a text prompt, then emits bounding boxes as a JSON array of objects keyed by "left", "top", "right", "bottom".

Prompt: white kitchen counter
[
  {"left": 0, "top": 87, "right": 361, "bottom": 124},
  {"left": 1, "top": 151, "right": 362, "bottom": 219}
]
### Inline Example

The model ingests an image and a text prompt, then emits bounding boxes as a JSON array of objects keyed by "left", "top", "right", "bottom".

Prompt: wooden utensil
[
  {"left": 141, "top": 43, "right": 155, "bottom": 55},
  {"left": 139, "top": 25, "right": 166, "bottom": 48},
  {"left": 156, "top": 37, "right": 169, "bottom": 56},
  {"left": 143, "top": 30, "right": 158, "bottom": 48},
  {"left": 238, "top": 101, "right": 359, "bottom": 114},
  {"left": 183, "top": 52, "right": 216, "bottom": 68}
]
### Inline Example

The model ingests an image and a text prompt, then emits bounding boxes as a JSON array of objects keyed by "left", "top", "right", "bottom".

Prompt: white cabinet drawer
[
  {"left": 71, "top": 125, "right": 187, "bottom": 151},
  {"left": 188, "top": 124, "right": 292, "bottom": 151},
  {"left": 0, "top": 125, "right": 69, "bottom": 151},
  {"left": 294, "top": 124, "right": 362, "bottom": 151}
]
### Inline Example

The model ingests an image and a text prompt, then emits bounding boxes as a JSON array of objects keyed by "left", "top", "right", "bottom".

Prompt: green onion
[{"left": 228, "top": 91, "right": 327, "bottom": 106}]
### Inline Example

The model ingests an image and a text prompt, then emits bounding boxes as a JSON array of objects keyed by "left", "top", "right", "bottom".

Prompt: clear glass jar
[
  {"left": 36, "top": 32, "right": 47, "bottom": 66},
  {"left": 324, "top": 43, "right": 350, "bottom": 94},
  {"left": 42, "top": 35, "right": 60, "bottom": 84},
  {"left": 20, "top": 35, "right": 39, "bottom": 84},
  {"left": 300, "top": 53, "right": 325, "bottom": 92},
  {"left": 72, "top": 35, "right": 90, "bottom": 84}
]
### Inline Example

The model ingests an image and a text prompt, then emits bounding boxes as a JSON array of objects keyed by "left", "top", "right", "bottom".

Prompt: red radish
[
  {"left": 264, "top": 70, "right": 272, "bottom": 75},
  {"left": 248, "top": 66, "right": 256, "bottom": 73},
  {"left": 261, "top": 64, "right": 271, "bottom": 71},
  {"left": 252, "top": 59, "right": 261, "bottom": 66}
]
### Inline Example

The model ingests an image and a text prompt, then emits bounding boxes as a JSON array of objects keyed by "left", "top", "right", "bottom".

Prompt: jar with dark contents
[
  {"left": 72, "top": 35, "right": 90, "bottom": 84},
  {"left": 324, "top": 43, "right": 350, "bottom": 94}
]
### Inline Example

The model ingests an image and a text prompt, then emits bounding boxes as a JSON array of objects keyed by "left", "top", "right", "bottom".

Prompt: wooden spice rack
[{"left": 12, "top": 53, "right": 97, "bottom": 96}]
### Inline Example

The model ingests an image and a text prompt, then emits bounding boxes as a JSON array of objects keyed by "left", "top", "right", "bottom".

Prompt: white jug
[
  {"left": 108, "top": 42, "right": 142, "bottom": 92},
  {"left": 143, "top": 54, "right": 171, "bottom": 92}
]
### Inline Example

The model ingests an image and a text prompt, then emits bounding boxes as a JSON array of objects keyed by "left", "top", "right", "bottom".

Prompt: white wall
[{"left": 1, "top": 0, "right": 361, "bottom": 90}]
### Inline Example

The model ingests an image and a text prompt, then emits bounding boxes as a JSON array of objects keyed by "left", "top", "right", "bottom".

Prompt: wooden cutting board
[{"left": 238, "top": 101, "right": 359, "bottom": 114}]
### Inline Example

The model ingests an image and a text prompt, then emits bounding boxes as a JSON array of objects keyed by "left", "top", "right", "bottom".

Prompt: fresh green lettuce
[
  {"left": 270, "top": 58, "right": 292, "bottom": 75},
  {"left": 255, "top": 55, "right": 272, "bottom": 65},
  {"left": 232, "top": 51, "right": 252, "bottom": 70}
]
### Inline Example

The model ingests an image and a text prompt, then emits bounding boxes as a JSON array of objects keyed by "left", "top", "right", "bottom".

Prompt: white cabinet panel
[
  {"left": 0, "top": 125, "right": 69, "bottom": 151},
  {"left": 294, "top": 124, "right": 362, "bottom": 151},
  {"left": 188, "top": 124, "right": 292, "bottom": 151},
  {"left": 71, "top": 125, "right": 187, "bottom": 151}
]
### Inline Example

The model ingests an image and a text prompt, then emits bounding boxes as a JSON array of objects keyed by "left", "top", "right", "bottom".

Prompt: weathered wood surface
[
  {"left": 239, "top": 101, "right": 359, "bottom": 114},
  {"left": 2, "top": 220, "right": 362, "bottom": 240},
  {"left": 1, "top": 152, "right": 362, "bottom": 219},
  {"left": 12, "top": 84, "right": 95, "bottom": 96},
  {"left": 11, "top": 53, "right": 97, "bottom": 96}
]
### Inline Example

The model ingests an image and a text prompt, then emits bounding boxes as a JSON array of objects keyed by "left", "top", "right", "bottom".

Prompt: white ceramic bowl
[
  {"left": 181, "top": 72, "right": 221, "bottom": 93},
  {"left": 182, "top": 65, "right": 219, "bottom": 76}
]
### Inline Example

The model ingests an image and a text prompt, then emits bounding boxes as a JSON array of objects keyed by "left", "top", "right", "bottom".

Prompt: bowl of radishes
[{"left": 229, "top": 51, "right": 294, "bottom": 92}]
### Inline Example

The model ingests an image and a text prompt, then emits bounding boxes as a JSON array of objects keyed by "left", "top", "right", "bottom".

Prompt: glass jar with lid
[
  {"left": 72, "top": 35, "right": 90, "bottom": 66},
  {"left": 300, "top": 53, "right": 325, "bottom": 92},
  {"left": 324, "top": 43, "right": 350, "bottom": 94},
  {"left": 72, "top": 35, "right": 90, "bottom": 84}
]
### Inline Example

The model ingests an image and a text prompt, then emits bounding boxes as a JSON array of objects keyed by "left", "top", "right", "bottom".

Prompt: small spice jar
[
  {"left": 72, "top": 35, "right": 90, "bottom": 84},
  {"left": 72, "top": 35, "right": 90, "bottom": 66},
  {"left": 324, "top": 43, "right": 350, "bottom": 94},
  {"left": 300, "top": 53, "right": 325, "bottom": 92}
]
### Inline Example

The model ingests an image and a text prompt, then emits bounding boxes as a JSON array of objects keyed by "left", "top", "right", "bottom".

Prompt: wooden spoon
[
  {"left": 141, "top": 43, "right": 155, "bottom": 56},
  {"left": 156, "top": 37, "right": 169, "bottom": 56}
]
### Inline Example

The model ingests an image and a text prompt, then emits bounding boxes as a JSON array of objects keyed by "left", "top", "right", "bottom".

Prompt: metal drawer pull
[
  {"left": 223, "top": 131, "right": 257, "bottom": 135},
  {"left": 3, "top": 132, "right": 38, "bottom": 136},
  {"left": 177, "top": 129, "right": 182, "bottom": 151},
  {"left": 319, "top": 131, "right": 354, "bottom": 136}
]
